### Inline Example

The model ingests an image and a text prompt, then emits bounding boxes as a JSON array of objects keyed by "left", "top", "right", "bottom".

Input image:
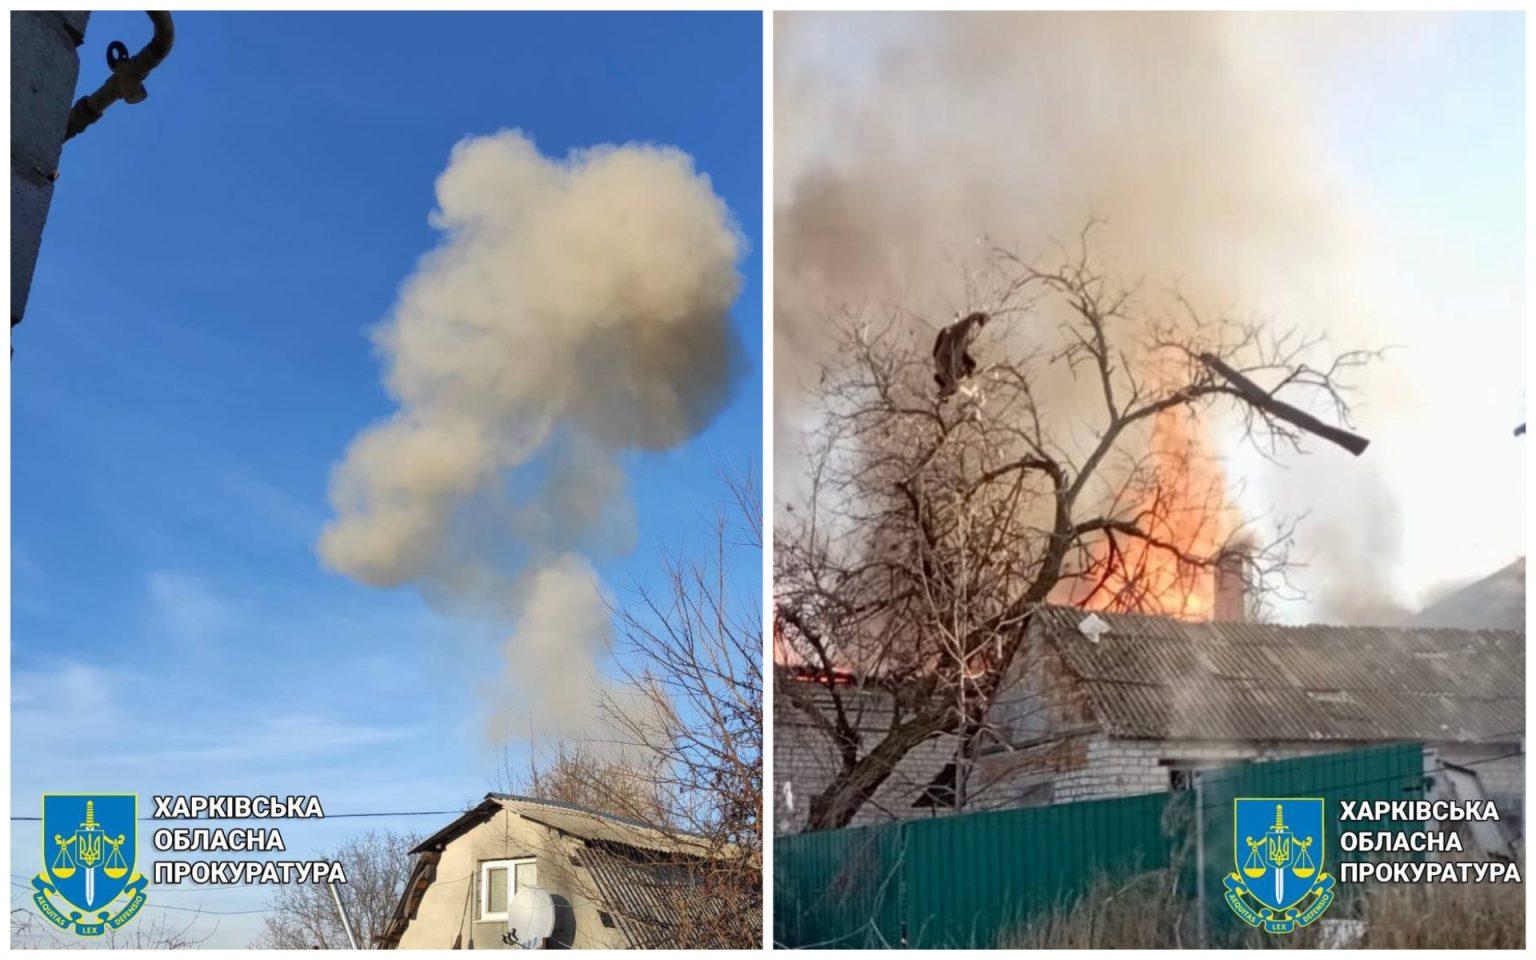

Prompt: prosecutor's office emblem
[
  {"left": 1224, "top": 798, "right": 1334, "bottom": 934},
  {"left": 32, "top": 795, "right": 148, "bottom": 937}
]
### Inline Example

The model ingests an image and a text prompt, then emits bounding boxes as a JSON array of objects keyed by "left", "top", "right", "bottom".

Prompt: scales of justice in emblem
[
  {"left": 50, "top": 801, "right": 129, "bottom": 909},
  {"left": 33, "top": 794, "right": 148, "bottom": 937},
  {"left": 1241, "top": 803, "right": 1317, "bottom": 907}
]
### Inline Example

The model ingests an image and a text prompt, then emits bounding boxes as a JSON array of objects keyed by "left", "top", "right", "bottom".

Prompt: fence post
[
  {"left": 898, "top": 821, "right": 908, "bottom": 948},
  {"left": 1195, "top": 769, "right": 1207, "bottom": 949}
]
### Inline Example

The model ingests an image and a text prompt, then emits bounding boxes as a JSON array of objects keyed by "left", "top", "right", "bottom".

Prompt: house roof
[
  {"left": 381, "top": 794, "right": 736, "bottom": 948},
  {"left": 1032, "top": 605, "right": 1523, "bottom": 745},
  {"left": 1410, "top": 556, "right": 1525, "bottom": 631},
  {"left": 578, "top": 839, "right": 754, "bottom": 949},
  {"left": 408, "top": 794, "right": 716, "bottom": 859}
]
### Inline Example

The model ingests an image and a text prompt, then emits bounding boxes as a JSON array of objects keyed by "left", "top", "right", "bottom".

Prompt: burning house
[
  {"left": 978, "top": 608, "right": 1522, "bottom": 813},
  {"left": 774, "top": 347, "right": 1523, "bottom": 840},
  {"left": 776, "top": 588, "right": 1524, "bottom": 841}
]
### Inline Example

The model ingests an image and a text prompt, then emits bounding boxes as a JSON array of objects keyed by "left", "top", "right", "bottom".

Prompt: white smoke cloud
[
  {"left": 496, "top": 554, "right": 610, "bottom": 736},
  {"left": 318, "top": 130, "right": 744, "bottom": 738}
]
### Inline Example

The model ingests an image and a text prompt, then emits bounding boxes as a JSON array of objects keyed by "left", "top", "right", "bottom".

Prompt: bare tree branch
[{"left": 777, "top": 222, "right": 1374, "bottom": 829}]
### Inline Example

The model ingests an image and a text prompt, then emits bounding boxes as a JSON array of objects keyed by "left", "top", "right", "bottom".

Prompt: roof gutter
[{"left": 64, "top": 11, "right": 174, "bottom": 141}]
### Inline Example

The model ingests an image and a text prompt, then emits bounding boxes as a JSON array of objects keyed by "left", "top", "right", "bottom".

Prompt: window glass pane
[
  {"left": 487, "top": 867, "right": 508, "bottom": 915},
  {"left": 514, "top": 861, "right": 537, "bottom": 892}
]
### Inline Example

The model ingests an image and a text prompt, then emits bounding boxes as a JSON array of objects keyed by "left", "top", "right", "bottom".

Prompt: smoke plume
[
  {"left": 319, "top": 130, "right": 744, "bottom": 740},
  {"left": 776, "top": 13, "right": 1435, "bottom": 623}
]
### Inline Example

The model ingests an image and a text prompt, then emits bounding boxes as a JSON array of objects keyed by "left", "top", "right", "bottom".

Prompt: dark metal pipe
[
  {"left": 64, "top": 12, "right": 174, "bottom": 142},
  {"left": 1199, "top": 352, "right": 1371, "bottom": 456}
]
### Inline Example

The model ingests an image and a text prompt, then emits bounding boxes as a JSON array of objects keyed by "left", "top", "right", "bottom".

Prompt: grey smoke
[{"left": 776, "top": 12, "right": 1429, "bottom": 623}]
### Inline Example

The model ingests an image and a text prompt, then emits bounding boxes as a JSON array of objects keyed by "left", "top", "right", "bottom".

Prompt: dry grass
[
  {"left": 999, "top": 860, "right": 1525, "bottom": 949},
  {"left": 998, "top": 869, "right": 1199, "bottom": 949},
  {"left": 1348, "top": 866, "right": 1524, "bottom": 950}
]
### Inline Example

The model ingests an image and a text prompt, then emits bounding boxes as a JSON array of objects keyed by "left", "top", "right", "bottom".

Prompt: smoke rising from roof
[
  {"left": 775, "top": 12, "right": 1463, "bottom": 624},
  {"left": 318, "top": 130, "right": 744, "bottom": 741}
]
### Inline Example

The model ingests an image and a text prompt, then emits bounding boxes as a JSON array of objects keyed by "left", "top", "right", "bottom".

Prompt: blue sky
[{"left": 10, "top": 11, "right": 761, "bottom": 945}]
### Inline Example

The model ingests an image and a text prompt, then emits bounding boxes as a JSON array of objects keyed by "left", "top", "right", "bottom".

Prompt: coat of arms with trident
[
  {"left": 33, "top": 794, "right": 149, "bottom": 937},
  {"left": 52, "top": 800, "right": 129, "bottom": 908},
  {"left": 1243, "top": 803, "right": 1315, "bottom": 907},
  {"left": 1224, "top": 797, "right": 1335, "bottom": 934}
]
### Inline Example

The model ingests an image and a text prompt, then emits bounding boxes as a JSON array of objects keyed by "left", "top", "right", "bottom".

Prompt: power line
[
  {"left": 142, "top": 902, "right": 275, "bottom": 916},
  {"left": 9, "top": 881, "right": 275, "bottom": 916},
  {"left": 10, "top": 807, "right": 465, "bottom": 822},
  {"left": 11, "top": 874, "right": 247, "bottom": 893}
]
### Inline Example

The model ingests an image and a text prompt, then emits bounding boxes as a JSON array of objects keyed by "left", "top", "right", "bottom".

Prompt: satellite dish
[{"left": 505, "top": 886, "right": 555, "bottom": 948}]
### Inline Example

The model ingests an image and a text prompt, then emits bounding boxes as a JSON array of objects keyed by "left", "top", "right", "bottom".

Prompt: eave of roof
[{"left": 408, "top": 797, "right": 501, "bottom": 855}]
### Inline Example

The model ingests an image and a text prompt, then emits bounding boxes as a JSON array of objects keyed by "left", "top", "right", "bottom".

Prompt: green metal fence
[
  {"left": 1189, "top": 742, "right": 1425, "bottom": 945},
  {"left": 774, "top": 743, "right": 1425, "bottom": 948}
]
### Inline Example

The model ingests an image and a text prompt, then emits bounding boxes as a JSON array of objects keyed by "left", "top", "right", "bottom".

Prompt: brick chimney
[{"left": 1214, "top": 548, "right": 1249, "bottom": 622}]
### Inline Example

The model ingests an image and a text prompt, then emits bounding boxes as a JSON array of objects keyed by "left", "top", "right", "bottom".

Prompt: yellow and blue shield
[
  {"left": 32, "top": 795, "right": 148, "bottom": 936},
  {"left": 1224, "top": 797, "right": 1334, "bottom": 933}
]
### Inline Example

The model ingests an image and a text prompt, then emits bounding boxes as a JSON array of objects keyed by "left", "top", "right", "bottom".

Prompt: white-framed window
[{"left": 479, "top": 857, "right": 537, "bottom": 922}]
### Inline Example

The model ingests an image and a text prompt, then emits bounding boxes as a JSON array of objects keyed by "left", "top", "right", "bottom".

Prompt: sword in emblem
[
  {"left": 76, "top": 802, "right": 105, "bottom": 908},
  {"left": 1266, "top": 804, "right": 1291, "bottom": 908}
]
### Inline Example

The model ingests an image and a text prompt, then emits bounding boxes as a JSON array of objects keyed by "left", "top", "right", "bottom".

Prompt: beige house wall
[{"left": 397, "top": 808, "right": 629, "bottom": 950}]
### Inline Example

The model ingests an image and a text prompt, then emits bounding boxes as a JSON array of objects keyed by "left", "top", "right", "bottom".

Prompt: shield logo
[
  {"left": 42, "top": 795, "right": 137, "bottom": 913},
  {"left": 1233, "top": 797, "right": 1323, "bottom": 911}
]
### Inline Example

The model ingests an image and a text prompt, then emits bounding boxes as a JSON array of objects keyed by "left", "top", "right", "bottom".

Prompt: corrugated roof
[
  {"left": 580, "top": 840, "right": 754, "bottom": 949},
  {"left": 491, "top": 794, "right": 718, "bottom": 858},
  {"left": 1033, "top": 606, "right": 1523, "bottom": 744}
]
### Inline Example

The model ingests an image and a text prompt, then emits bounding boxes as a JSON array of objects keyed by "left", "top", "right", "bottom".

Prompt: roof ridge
[
  {"left": 486, "top": 793, "right": 712, "bottom": 841},
  {"left": 1034, "top": 603, "right": 1524, "bottom": 639}
]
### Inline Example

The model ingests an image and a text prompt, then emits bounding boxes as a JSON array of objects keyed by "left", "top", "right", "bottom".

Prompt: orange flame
[{"left": 1059, "top": 405, "right": 1235, "bottom": 620}]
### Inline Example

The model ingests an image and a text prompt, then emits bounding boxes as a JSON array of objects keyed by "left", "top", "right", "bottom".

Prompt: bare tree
[
  {"left": 511, "top": 468, "right": 763, "bottom": 947},
  {"left": 252, "top": 829, "right": 417, "bottom": 949},
  {"left": 610, "top": 467, "right": 761, "bottom": 947},
  {"left": 10, "top": 904, "right": 215, "bottom": 950},
  {"left": 606, "top": 468, "right": 762, "bottom": 850},
  {"left": 103, "top": 910, "right": 217, "bottom": 950},
  {"left": 507, "top": 744, "right": 672, "bottom": 826},
  {"left": 775, "top": 223, "right": 1375, "bottom": 830}
]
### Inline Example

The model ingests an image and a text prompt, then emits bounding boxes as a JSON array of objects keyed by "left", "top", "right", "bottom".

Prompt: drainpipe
[
  {"left": 64, "top": 11, "right": 174, "bottom": 142},
  {"left": 328, "top": 880, "right": 359, "bottom": 949}
]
